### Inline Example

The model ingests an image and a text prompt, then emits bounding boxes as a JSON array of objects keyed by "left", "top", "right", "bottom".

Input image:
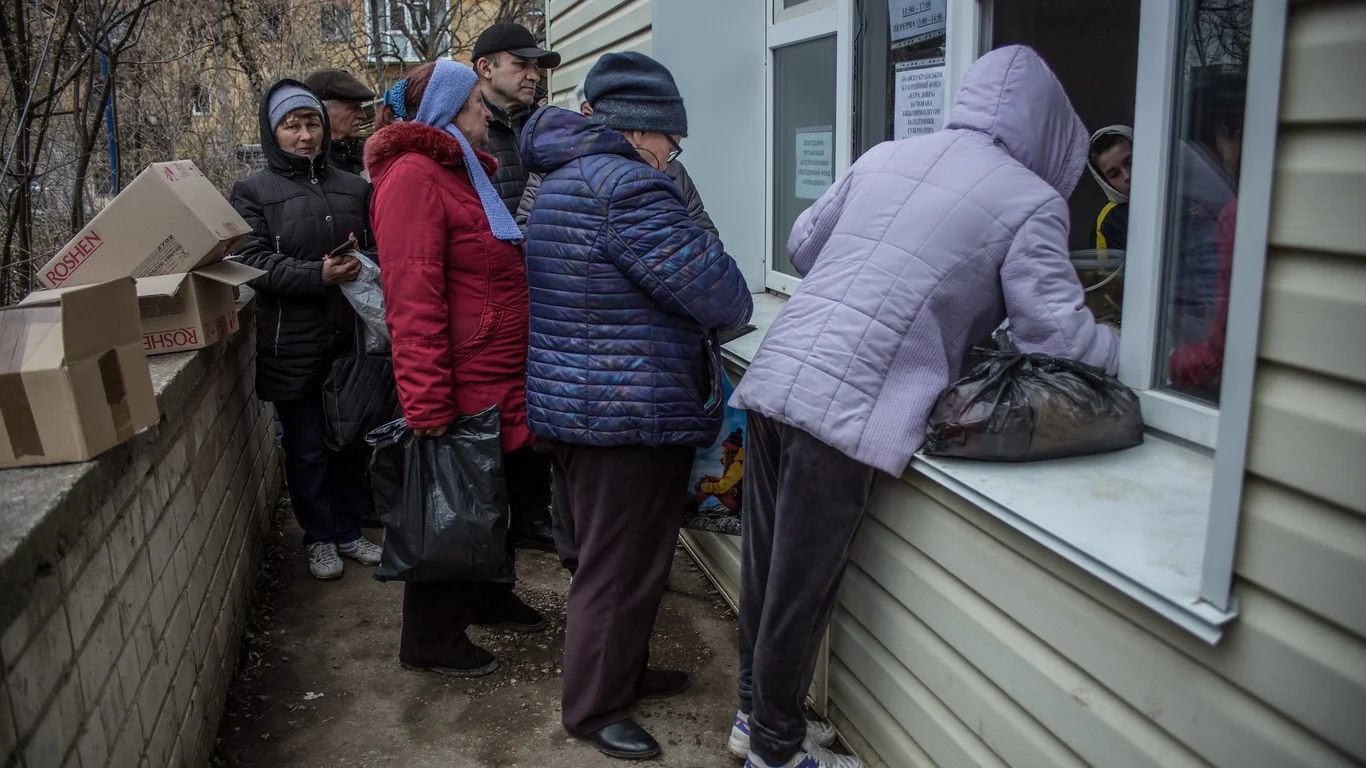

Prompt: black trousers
[
  {"left": 399, "top": 446, "right": 544, "bottom": 663},
  {"left": 513, "top": 447, "right": 554, "bottom": 533},
  {"left": 275, "top": 397, "right": 368, "bottom": 545},
  {"left": 737, "top": 413, "right": 878, "bottom": 765},
  {"left": 552, "top": 443, "right": 695, "bottom": 735}
]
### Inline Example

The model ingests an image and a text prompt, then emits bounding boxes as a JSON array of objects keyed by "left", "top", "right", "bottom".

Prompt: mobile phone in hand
[{"left": 328, "top": 235, "right": 358, "bottom": 258}]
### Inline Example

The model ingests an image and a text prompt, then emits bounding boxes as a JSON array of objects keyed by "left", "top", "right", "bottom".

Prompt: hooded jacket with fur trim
[{"left": 365, "top": 120, "right": 533, "bottom": 451}]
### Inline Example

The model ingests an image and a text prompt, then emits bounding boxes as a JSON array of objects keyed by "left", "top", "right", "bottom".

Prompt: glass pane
[
  {"left": 855, "top": 0, "right": 949, "bottom": 159},
  {"left": 1156, "top": 0, "right": 1252, "bottom": 406},
  {"left": 989, "top": 0, "right": 1141, "bottom": 253},
  {"left": 773, "top": 35, "right": 838, "bottom": 279},
  {"left": 775, "top": 0, "right": 834, "bottom": 24}
]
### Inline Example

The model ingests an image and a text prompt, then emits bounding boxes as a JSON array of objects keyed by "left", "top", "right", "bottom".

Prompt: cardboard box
[
  {"left": 37, "top": 160, "right": 250, "bottom": 289},
  {"left": 25, "top": 260, "right": 265, "bottom": 357},
  {"left": 134, "top": 260, "right": 264, "bottom": 355},
  {"left": 0, "top": 278, "right": 159, "bottom": 469}
]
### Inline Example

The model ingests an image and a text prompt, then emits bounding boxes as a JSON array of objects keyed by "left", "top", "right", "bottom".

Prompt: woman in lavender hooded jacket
[{"left": 725, "top": 46, "right": 1119, "bottom": 768}]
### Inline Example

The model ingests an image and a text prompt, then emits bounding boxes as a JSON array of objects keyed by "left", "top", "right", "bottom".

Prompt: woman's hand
[
  {"left": 414, "top": 426, "right": 448, "bottom": 438},
  {"left": 322, "top": 253, "right": 361, "bottom": 285}
]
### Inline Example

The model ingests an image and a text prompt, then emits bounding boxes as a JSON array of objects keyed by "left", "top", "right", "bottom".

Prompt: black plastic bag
[
  {"left": 924, "top": 351, "right": 1144, "bottom": 462},
  {"left": 366, "top": 408, "right": 514, "bottom": 583}
]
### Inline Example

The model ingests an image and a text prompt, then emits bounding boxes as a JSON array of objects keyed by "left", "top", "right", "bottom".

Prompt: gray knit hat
[
  {"left": 584, "top": 52, "right": 688, "bottom": 137},
  {"left": 268, "top": 84, "right": 323, "bottom": 131}
]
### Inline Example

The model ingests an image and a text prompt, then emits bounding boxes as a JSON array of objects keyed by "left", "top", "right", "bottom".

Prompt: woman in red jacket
[{"left": 366, "top": 60, "right": 543, "bottom": 677}]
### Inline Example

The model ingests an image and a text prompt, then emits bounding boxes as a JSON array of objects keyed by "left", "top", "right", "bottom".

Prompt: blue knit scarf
[{"left": 409, "top": 61, "right": 522, "bottom": 243}]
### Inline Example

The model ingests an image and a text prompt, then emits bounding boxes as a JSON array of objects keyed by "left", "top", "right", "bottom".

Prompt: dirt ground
[{"left": 210, "top": 507, "right": 744, "bottom": 768}]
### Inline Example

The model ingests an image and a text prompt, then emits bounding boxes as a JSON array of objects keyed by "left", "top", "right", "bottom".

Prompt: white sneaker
[
  {"left": 307, "top": 542, "right": 344, "bottom": 580},
  {"left": 728, "top": 710, "right": 839, "bottom": 760},
  {"left": 746, "top": 739, "right": 861, "bottom": 768},
  {"left": 338, "top": 537, "right": 382, "bottom": 566}
]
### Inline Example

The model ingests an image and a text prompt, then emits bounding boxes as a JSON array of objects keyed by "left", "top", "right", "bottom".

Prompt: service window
[{"left": 838, "top": 0, "right": 1279, "bottom": 638}]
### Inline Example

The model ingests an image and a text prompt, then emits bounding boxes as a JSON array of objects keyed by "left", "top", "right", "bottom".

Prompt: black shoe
[
  {"left": 474, "top": 593, "right": 546, "bottom": 633},
  {"left": 637, "top": 668, "right": 691, "bottom": 700},
  {"left": 512, "top": 518, "right": 557, "bottom": 553},
  {"left": 399, "top": 644, "right": 498, "bottom": 678},
  {"left": 581, "top": 719, "right": 661, "bottom": 760}
]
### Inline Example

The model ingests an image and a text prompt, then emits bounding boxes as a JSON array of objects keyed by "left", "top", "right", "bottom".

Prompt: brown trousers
[{"left": 550, "top": 442, "right": 696, "bottom": 735}]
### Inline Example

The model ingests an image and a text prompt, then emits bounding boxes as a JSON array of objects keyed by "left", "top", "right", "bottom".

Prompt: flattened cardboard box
[
  {"left": 0, "top": 278, "right": 159, "bottom": 469},
  {"left": 37, "top": 160, "right": 249, "bottom": 289},
  {"left": 25, "top": 260, "right": 264, "bottom": 357}
]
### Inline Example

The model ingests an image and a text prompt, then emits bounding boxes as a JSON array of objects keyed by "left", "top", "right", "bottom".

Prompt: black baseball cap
[{"left": 472, "top": 22, "right": 561, "bottom": 69}]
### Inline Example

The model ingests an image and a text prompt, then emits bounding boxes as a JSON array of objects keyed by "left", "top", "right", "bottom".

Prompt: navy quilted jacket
[{"left": 519, "top": 107, "right": 753, "bottom": 448}]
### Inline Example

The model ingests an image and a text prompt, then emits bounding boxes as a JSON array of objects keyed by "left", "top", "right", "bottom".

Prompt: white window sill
[{"left": 724, "top": 291, "right": 1239, "bottom": 644}]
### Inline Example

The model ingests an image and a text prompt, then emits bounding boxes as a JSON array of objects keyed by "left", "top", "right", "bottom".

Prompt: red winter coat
[
  {"left": 1169, "top": 199, "right": 1237, "bottom": 395},
  {"left": 365, "top": 121, "right": 532, "bottom": 452}
]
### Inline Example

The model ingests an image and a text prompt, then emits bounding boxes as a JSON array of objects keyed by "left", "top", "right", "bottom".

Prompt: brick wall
[{"left": 0, "top": 299, "right": 282, "bottom": 768}]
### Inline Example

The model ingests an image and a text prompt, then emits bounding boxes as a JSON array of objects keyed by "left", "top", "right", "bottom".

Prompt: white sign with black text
[
  {"left": 795, "top": 127, "right": 833, "bottom": 200},
  {"left": 889, "top": 0, "right": 947, "bottom": 44},
  {"left": 894, "top": 60, "right": 946, "bottom": 140}
]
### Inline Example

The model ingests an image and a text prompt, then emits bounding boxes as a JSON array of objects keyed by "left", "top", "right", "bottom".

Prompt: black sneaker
[
  {"left": 475, "top": 593, "right": 546, "bottom": 633},
  {"left": 400, "top": 644, "right": 498, "bottom": 678}
]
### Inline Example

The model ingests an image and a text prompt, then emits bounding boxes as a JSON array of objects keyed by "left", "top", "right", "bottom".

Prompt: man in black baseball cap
[
  {"left": 471, "top": 22, "right": 561, "bottom": 554},
  {"left": 304, "top": 68, "right": 376, "bottom": 177}
]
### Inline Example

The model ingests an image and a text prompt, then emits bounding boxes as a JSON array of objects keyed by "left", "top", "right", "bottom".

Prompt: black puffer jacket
[
  {"left": 328, "top": 136, "right": 367, "bottom": 177},
  {"left": 483, "top": 96, "right": 532, "bottom": 214},
  {"left": 229, "top": 79, "right": 373, "bottom": 402}
]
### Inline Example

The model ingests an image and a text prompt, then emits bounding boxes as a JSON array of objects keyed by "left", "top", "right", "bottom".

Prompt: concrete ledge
[
  {"left": 0, "top": 298, "right": 260, "bottom": 630},
  {"left": 0, "top": 293, "right": 284, "bottom": 767}
]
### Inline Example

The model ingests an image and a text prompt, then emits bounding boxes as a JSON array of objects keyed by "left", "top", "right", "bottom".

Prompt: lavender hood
[{"left": 731, "top": 46, "right": 1120, "bottom": 475}]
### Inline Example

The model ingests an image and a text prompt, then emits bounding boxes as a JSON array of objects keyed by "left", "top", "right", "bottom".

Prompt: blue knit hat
[
  {"left": 268, "top": 85, "right": 322, "bottom": 131},
  {"left": 584, "top": 52, "right": 688, "bottom": 137},
  {"left": 410, "top": 61, "right": 522, "bottom": 243}
]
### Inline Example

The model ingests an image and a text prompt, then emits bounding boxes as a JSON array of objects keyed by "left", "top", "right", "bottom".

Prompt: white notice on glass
[
  {"left": 889, "top": 0, "right": 947, "bottom": 44},
  {"left": 894, "top": 62, "right": 945, "bottom": 140},
  {"left": 795, "top": 127, "right": 833, "bottom": 200}
]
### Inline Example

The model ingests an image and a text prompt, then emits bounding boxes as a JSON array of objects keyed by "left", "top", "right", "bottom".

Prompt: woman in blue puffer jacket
[{"left": 519, "top": 51, "right": 752, "bottom": 761}]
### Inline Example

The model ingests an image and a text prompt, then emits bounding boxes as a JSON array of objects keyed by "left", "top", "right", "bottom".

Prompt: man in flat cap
[{"left": 304, "top": 68, "right": 376, "bottom": 177}]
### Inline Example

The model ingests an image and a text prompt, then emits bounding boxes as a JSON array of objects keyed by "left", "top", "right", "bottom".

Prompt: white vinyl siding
[
  {"left": 543, "top": 1, "right": 1366, "bottom": 766},
  {"left": 546, "top": 0, "right": 653, "bottom": 109},
  {"left": 826, "top": 2, "right": 1366, "bottom": 765}
]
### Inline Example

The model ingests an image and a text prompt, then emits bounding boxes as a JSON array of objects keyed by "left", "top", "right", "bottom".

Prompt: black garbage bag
[
  {"left": 366, "top": 407, "right": 514, "bottom": 583},
  {"left": 924, "top": 351, "right": 1144, "bottom": 462}
]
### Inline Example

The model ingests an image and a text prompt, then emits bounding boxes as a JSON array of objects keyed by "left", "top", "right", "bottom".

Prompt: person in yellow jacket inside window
[
  {"left": 1088, "top": 125, "right": 1132, "bottom": 251},
  {"left": 690, "top": 429, "right": 744, "bottom": 513}
]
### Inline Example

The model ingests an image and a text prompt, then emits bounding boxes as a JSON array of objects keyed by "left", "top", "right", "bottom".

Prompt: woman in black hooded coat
[{"left": 230, "top": 79, "right": 380, "bottom": 580}]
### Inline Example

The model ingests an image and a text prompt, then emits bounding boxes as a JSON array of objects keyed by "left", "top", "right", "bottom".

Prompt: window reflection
[
  {"left": 772, "top": 36, "right": 838, "bottom": 279},
  {"left": 1158, "top": 0, "right": 1253, "bottom": 405}
]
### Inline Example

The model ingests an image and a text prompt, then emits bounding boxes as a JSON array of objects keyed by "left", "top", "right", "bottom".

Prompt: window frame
[
  {"left": 369, "top": 0, "right": 452, "bottom": 63},
  {"left": 747, "top": 0, "right": 1287, "bottom": 634},
  {"left": 321, "top": 3, "right": 355, "bottom": 43},
  {"left": 764, "top": 2, "right": 850, "bottom": 294},
  {"left": 763, "top": 0, "right": 983, "bottom": 295},
  {"left": 1122, "top": 0, "right": 1278, "bottom": 455}
]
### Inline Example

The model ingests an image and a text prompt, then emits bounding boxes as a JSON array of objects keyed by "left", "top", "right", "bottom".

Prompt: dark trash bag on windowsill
[
  {"left": 924, "top": 351, "right": 1144, "bottom": 462},
  {"left": 365, "top": 408, "right": 514, "bottom": 583}
]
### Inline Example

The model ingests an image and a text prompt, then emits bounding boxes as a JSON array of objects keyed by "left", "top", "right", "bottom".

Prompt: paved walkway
[{"left": 211, "top": 510, "right": 743, "bottom": 768}]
